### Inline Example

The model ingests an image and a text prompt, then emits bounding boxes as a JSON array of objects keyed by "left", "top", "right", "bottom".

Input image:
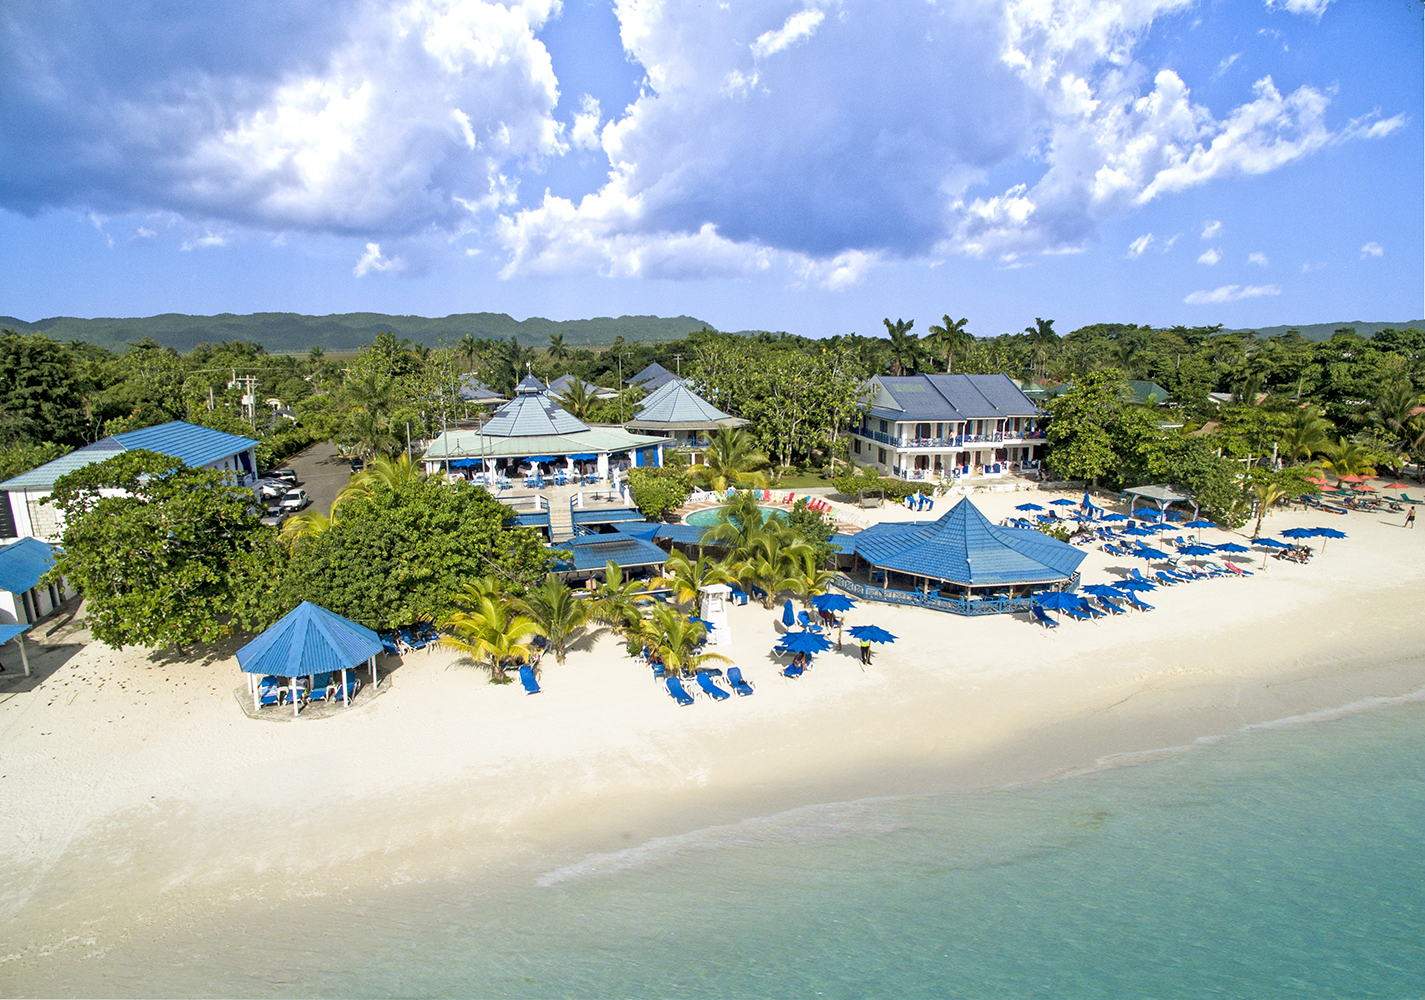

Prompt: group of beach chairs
[
  {"left": 256, "top": 671, "right": 362, "bottom": 708},
  {"left": 378, "top": 623, "right": 440, "bottom": 657},
  {"left": 903, "top": 493, "right": 934, "bottom": 511},
  {"left": 659, "top": 667, "right": 756, "bottom": 705},
  {"left": 703, "top": 487, "right": 835, "bottom": 512}
]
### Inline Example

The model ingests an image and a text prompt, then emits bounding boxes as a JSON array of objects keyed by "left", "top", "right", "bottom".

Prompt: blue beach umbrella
[
  {"left": 1100, "top": 512, "right": 1128, "bottom": 522},
  {"left": 1033, "top": 591, "right": 1083, "bottom": 612},
  {"left": 782, "top": 599, "right": 796, "bottom": 627},
  {"left": 1080, "top": 583, "right": 1125, "bottom": 598},
  {"left": 1311, "top": 526, "right": 1347, "bottom": 552},
  {"left": 1050, "top": 498, "right": 1078, "bottom": 506},
  {"left": 847, "top": 624, "right": 897, "bottom": 644},
  {"left": 1214, "top": 542, "right": 1251, "bottom": 553},
  {"left": 811, "top": 593, "right": 857, "bottom": 613},
  {"left": 1280, "top": 527, "right": 1316, "bottom": 539},
  {"left": 1253, "top": 535, "right": 1292, "bottom": 566},
  {"left": 1184, "top": 519, "right": 1217, "bottom": 529},
  {"left": 1123, "top": 525, "right": 1158, "bottom": 536},
  {"left": 1131, "top": 507, "right": 1162, "bottom": 520},
  {"left": 1133, "top": 545, "right": 1170, "bottom": 561},
  {"left": 776, "top": 630, "right": 834, "bottom": 655},
  {"left": 1112, "top": 578, "right": 1157, "bottom": 592},
  {"left": 1016, "top": 502, "right": 1046, "bottom": 511},
  {"left": 1176, "top": 542, "right": 1216, "bottom": 569}
]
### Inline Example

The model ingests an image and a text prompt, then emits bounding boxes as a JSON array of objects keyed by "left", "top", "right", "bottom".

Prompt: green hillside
[
  {"left": 1232, "top": 320, "right": 1425, "bottom": 342},
  {"left": 0, "top": 311, "right": 717, "bottom": 353}
]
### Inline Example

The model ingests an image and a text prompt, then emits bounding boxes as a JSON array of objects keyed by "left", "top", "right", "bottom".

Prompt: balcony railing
[{"left": 858, "top": 429, "right": 1046, "bottom": 449}]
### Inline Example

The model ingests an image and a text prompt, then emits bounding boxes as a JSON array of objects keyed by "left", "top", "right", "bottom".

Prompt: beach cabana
[
  {"left": 842, "top": 497, "right": 1085, "bottom": 615},
  {"left": 236, "top": 602, "right": 382, "bottom": 715},
  {"left": 1121, "top": 484, "right": 1198, "bottom": 522},
  {"left": 0, "top": 622, "right": 32, "bottom": 677}
]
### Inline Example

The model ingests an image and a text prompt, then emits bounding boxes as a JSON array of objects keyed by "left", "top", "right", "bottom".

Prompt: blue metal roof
[
  {"left": 553, "top": 534, "right": 668, "bottom": 573},
  {"left": 572, "top": 506, "right": 645, "bottom": 524},
  {"left": 627, "top": 379, "right": 744, "bottom": 428},
  {"left": 829, "top": 532, "right": 859, "bottom": 554},
  {"left": 853, "top": 497, "right": 1085, "bottom": 586},
  {"left": 0, "top": 623, "right": 31, "bottom": 645},
  {"left": 235, "top": 601, "right": 384, "bottom": 677},
  {"left": 0, "top": 538, "right": 56, "bottom": 593},
  {"left": 865, "top": 374, "right": 1040, "bottom": 423},
  {"left": 628, "top": 362, "right": 680, "bottom": 391},
  {"left": 506, "top": 512, "right": 551, "bottom": 529},
  {"left": 0, "top": 420, "right": 258, "bottom": 490},
  {"left": 611, "top": 521, "right": 710, "bottom": 545},
  {"left": 480, "top": 389, "right": 590, "bottom": 437}
]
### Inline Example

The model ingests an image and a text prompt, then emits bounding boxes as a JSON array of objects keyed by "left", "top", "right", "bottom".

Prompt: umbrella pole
[{"left": 18, "top": 634, "right": 30, "bottom": 678}]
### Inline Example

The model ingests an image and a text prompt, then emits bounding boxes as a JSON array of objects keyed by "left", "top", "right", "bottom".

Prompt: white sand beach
[{"left": 3, "top": 487, "right": 1424, "bottom": 987}]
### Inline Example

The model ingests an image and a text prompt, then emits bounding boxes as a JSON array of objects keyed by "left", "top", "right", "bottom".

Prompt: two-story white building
[
  {"left": 0, "top": 421, "right": 260, "bottom": 542},
  {"left": 849, "top": 374, "right": 1045, "bottom": 482}
]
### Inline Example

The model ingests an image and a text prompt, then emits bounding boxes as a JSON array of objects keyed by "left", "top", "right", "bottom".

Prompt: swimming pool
[{"left": 683, "top": 504, "right": 789, "bottom": 527}]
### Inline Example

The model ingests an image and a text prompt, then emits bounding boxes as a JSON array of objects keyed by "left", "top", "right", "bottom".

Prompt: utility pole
[
  {"left": 617, "top": 354, "right": 624, "bottom": 423},
  {"left": 673, "top": 352, "right": 682, "bottom": 376}
]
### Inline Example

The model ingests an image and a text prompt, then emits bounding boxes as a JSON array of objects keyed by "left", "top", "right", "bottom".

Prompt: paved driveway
[{"left": 284, "top": 441, "right": 352, "bottom": 516}]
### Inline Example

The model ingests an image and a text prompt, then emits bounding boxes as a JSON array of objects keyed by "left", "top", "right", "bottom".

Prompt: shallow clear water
[
  {"left": 684, "top": 504, "right": 788, "bottom": 527},
  {"left": 63, "top": 698, "right": 1425, "bottom": 998}
]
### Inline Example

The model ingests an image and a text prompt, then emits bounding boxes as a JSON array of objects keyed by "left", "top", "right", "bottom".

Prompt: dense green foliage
[
  {"left": 0, "top": 441, "right": 69, "bottom": 483},
  {"left": 47, "top": 451, "right": 272, "bottom": 649},
  {"left": 626, "top": 466, "right": 691, "bottom": 520},
  {"left": 283, "top": 477, "right": 553, "bottom": 630},
  {"left": 786, "top": 497, "right": 837, "bottom": 566}
]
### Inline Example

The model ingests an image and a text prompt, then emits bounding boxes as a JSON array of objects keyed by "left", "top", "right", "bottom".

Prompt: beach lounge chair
[
  {"left": 1125, "top": 594, "right": 1154, "bottom": 612},
  {"left": 518, "top": 664, "right": 541, "bottom": 694},
  {"left": 1097, "top": 597, "right": 1126, "bottom": 615},
  {"left": 1222, "top": 560, "right": 1253, "bottom": 576},
  {"left": 333, "top": 673, "right": 361, "bottom": 702},
  {"left": 727, "top": 667, "right": 755, "bottom": 696},
  {"left": 1031, "top": 606, "right": 1059, "bottom": 629},
  {"left": 796, "top": 611, "right": 821, "bottom": 631},
  {"left": 695, "top": 672, "right": 731, "bottom": 701},
  {"left": 258, "top": 676, "right": 283, "bottom": 707},
  {"left": 379, "top": 633, "right": 401, "bottom": 656},
  {"left": 781, "top": 662, "right": 805, "bottom": 679},
  {"left": 1153, "top": 572, "right": 1180, "bottom": 587},
  {"left": 1063, "top": 604, "right": 1094, "bottom": 623},
  {"left": 308, "top": 672, "right": 332, "bottom": 702},
  {"left": 665, "top": 676, "right": 695, "bottom": 705}
]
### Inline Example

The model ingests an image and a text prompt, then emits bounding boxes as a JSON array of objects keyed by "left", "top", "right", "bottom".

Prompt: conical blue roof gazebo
[
  {"left": 236, "top": 602, "right": 383, "bottom": 714},
  {"left": 845, "top": 498, "right": 1085, "bottom": 615}
]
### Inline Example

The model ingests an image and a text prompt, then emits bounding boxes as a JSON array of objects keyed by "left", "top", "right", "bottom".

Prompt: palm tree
[
  {"left": 586, "top": 561, "right": 648, "bottom": 635},
  {"left": 926, "top": 315, "right": 972, "bottom": 374},
  {"left": 689, "top": 427, "right": 770, "bottom": 492},
  {"left": 558, "top": 378, "right": 598, "bottom": 422},
  {"left": 1247, "top": 471, "right": 1293, "bottom": 538},
  {"left": 348, "top": 409, "right": 399, "bottom": 460},
  {"left": 348, "top": 452, "right": 427, "bottom": 492},
  {"left": 278, "top": 508, "right": 337, "bottom": 547},
  {"left": 632, "top": 603, "right": 731, "bottom": 677},
  {"left": 547, "top": 332, "right": 569, "bottom": 363},
  {"left": 882, "top": 317, "right": 918, "bottom": 376},
  {"left": 1322, "top": 437, "right": 1377, "bottom": 483},
  {"left": 442, "top": 582, "right": 540, "bottom": 683},
  {"left": 1281, "top": 407, "right": 1332, "bottom": 465},
  {"left": 1366, "top": 382, "right": 1425, "bottom": 458},
  {"left": 519, "top": 575, "right": 589, "bottom": 665},
  {"left": 662, "top": 550, "right": 732, "bottom": 606},
  {"left": 458, "top": 334, "right": 479, "bottom": 373},
  {"left": 307, "top": 345, "right": 325, "bottom": 364}
]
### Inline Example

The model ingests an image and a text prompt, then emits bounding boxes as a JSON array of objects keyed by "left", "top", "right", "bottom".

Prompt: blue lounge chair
[
  {"left": 1097, "top": 598, "right": 1126, "bottom": 615},
  {"left": 781, "top": 663, "right": 805, "bottom": 679},
  {"left": 695, "top": 672, "right": 731, "bottom": 701},
  {"left": 1125, "top": 594, "right": 1155, "bottom": 612},
  {"left": 379, "top": 633, "right": 401, "bottom": 656},
  {"left": 1063, "top": 604, "right": 1094, "bottom": 623},
  {"left": 665, "top": 676, "right": 695, "bottom": 705},
  {"left": 729, "top": 586, "right": 748, "bottom": 606},
  {"left": 1032, "top": 606, "right": 1059, "bottom": 629},
  {"left": 649, "top": 661, "right": 667, "bottom": 680},
  {"left": 308, "top": 671, "right": 332, "bottom": 702},
  {"left": 258, "top": 675, "right": 283, "bottom": 706},
  {"left": 796, "top": 610, "right": 821, "bottom": 631},
  {"left": 727, "top": 667, "right": 755, "bottom": 696},
  {"left": 519, "top": 664, "right": 541, "bottom": 694},
  {"left": 332, "top": 673, "right": 361, "bottom": 702}
]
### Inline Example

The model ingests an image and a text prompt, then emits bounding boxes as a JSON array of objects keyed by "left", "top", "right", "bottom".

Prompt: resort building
[
  {"left": 0, "top": 421, "right": 259, "bottom": 542},
  {"left": 457, "top": 375, "right": 508, "bottom": 407},
  {"left": 836, "top": 497, "right": 1085, "bottom": 615},
  {"left": 849, "top": 374, "right": 1045, "bottom": 482},
  {"left": 624, "top": 378, "right": 748, "bottom": 465},
  {"left": 422, "top": 374, "right": 667, "bottom": 482},
  {"left": 627, "top": 362, "right": 681, "bottom": 393},
  {"left": 0, "top": 536, "right": 73, "bottom": 625}
]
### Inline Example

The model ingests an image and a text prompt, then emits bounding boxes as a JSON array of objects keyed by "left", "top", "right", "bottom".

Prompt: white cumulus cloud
[
  {"left": 354, "top": 241, "right": 405, "bottom": 276},
  {"left": 1247, "top": 252, "right": 1269, "bottom": 266},
  {"left": 751, "top": 7, "right": 826, "bottom": 60},
  {"left": 570, "top": 95, "right": 603, "bottom": 151},
  {"left": 1201, "top": 220, "right": 1222, "bottom": 239},
  {"left": 1198, "top": 247, "right": 1221, "bottom": 265},
  {"left": 1360, "top": 242, "right": 1384, "bottom": 258},
  {"left": 1265, "top": 0, "right": 1334, "bottom": 19},
  {"left": 1126, "top": 233, "right": 1154, "bottom": 258},
  {"left": 1183, "top": 283, "right": 1281, "bottom": 304}
]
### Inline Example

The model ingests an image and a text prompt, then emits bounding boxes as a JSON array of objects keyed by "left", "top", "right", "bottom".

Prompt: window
[
  {"left": 879, "top": 420, "right": 887, "bottom": 433},
  {"left": 878, "top": 448, "right": 886, "bottom": 464},
  {"left": 853, "top": 438, "right": 862, "bottom": 454},
  {"left": 916, "top": 423, "right": 931, "bottom": 439}
]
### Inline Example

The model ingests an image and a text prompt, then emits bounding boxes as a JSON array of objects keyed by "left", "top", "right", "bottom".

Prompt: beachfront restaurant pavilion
[
  {"left": 837, "top": 497, "right": 1086, "bottom": 615},
  {"left": 423, "top": 375, "right": 667, "bottom": 483}
]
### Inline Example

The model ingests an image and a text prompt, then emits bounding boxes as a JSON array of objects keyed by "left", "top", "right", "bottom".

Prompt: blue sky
[{"left": 0, "top": 0, "right": 1419, "bottom": 338}]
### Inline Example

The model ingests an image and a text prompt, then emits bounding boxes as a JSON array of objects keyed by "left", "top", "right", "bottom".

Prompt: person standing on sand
[
  {"left": 860, "top": 637, "right": 871, "bottom": 664},
  {"left": 1406, "top": 506, "right": 1416, "bottom": 529}
]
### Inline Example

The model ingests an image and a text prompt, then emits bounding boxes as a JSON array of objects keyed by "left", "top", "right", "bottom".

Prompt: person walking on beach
[
  {"left": 1406, "top": 506, "right": 1416, "bottom": 529},
  {"left": 860, "top": 637, "right": 871, "bottom": 665}
]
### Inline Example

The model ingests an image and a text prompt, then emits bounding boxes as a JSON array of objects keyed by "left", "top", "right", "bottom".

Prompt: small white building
[{"left": 0, "top": 421, "right": 259, "bottom": 542}]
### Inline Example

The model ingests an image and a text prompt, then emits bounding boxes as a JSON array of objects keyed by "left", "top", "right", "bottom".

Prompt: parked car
[
  {"left": 278, "top": 488, "right": 310, "bottom": 512},
  {"left": 269, "top": 468, "right": 300, "bottom": 486}
]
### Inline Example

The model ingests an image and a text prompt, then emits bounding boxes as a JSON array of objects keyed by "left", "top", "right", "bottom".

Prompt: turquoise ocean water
[{"left": 72, "top": 696, "right": 1425, "bottom": 998}]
